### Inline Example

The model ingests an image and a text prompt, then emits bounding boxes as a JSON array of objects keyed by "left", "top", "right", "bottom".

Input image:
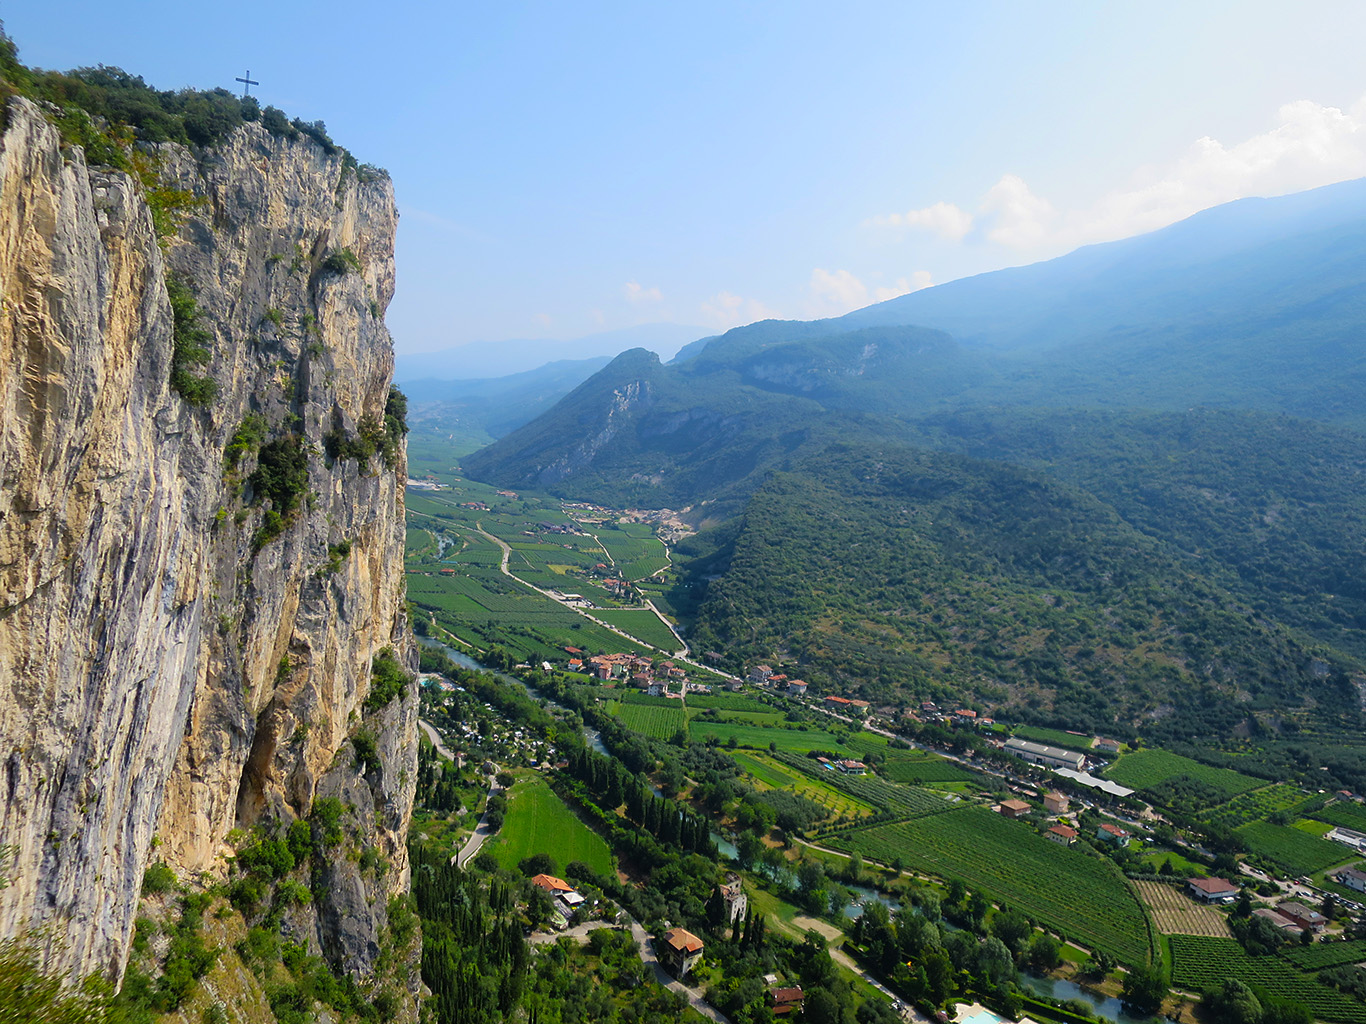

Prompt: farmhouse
[
  {"left": 1042, "top": 791, "right": 1069, "bottom": 814},
  {"left": 1004, "top": 737, "right": 1086, "bottom": 771},
  {"left": 998, "top": 799, "right": 1031, "bottom": 819},
  {"left": 661, "top": 927, "right": 704, "bottom": 978},
  {"left": 787, "top": 680, "right": 808, "bottom": 696},
  {"left": 1046, "top": 824, "right": 1078, "bottom": 846},
  {"left": 1254, "top": 907, "right": 1302, "bottom": 932},
  {"left": 1186, "top": 877, "right": 1240, "bottom": 904},
  {"left": 1096, "top": 823, "right": 1130, "bottom": 847},
  {"left": 1276, "top": 901, "right": 1326, "bottom": 932},
  {"left": 749, "top": 665, "right": 773, "bottom": 685},
  {"left": 838, "top": 760, "right": 868, "bottom": 775},
  {"left": 824, "top": 695, "right": 853, "bottom": 708},
  {"left": 1333, "top": 868, "right": 1366, "bottom": 893},
  {"left": 767, "top": 988, "right": 805, "bottom": 1015}
]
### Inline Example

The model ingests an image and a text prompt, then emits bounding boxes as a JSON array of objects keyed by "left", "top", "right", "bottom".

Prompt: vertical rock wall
[{"left": 0, "top": 97, "right": 415, "bottom": 985}]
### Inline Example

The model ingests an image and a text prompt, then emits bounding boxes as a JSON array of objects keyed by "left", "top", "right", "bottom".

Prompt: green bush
[
  {"left": 320, "top": 248, "right": 362, "bottom": 275},
  {"left": 142, "top": 861, "right": 177, "bottom": 894},
  {"left": 364, "top": 648, "right": 409, "bottom": 713},
  {"left": 165, "top": 275, "right": 216, "bottom": 406},
  {"left": 311, "top": 797, "right": 346, "bottom": 847},
  {"left": 223, "top": 412, "right": 268, "bottom": 470}
]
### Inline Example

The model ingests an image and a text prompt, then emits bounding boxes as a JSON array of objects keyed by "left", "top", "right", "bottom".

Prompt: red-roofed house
[
  {"left": 1186, "top": 877, "right": 1239, "bottom": 904},
  {"left": 999, "top": 799, "right": 1031, "bottom": 819},
  {"left": 530, "top": 874, "right": 575, "bottom": 895},
  {"left": 767, "top": 988, "right": 805, "bottom": 1015},
  {"left": 1046, "top": 824, "right": 1078, "bottom": 846},
  {"left": 660, "top": 928, "right": 704, "bottom": 978},
  {"left": 1096, "top": 823, "right": 1130, "bottom": 847}
]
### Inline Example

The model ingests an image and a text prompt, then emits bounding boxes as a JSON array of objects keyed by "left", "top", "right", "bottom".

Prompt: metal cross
[{"left": 235, "top": 70, "right": 259, "bottom": 97}]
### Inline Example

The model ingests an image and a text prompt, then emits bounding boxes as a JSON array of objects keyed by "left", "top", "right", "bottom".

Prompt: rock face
[{"left": 0, "top": 97, "right": 415, "bottom": 985}]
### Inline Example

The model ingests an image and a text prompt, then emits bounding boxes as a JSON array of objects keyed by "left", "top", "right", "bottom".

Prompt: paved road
[
  {"left": 627, "top": 917, "right": 732, "bottom": 1024},
  {"left": 419, "top": 719, "right": 458, "bottom": 761},
  {"left": 454, "top": 777, "right": 501, "bottom": 868}
]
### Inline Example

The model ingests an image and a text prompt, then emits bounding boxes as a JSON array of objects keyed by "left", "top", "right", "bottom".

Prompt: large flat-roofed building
[{"left": 1004, "top": 737, "right": 1086, "bottom": 771}]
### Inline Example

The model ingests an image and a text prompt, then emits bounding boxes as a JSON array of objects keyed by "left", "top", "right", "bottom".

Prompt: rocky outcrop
[{"left": 0, "top": 96, "right": 415, "bottom": 990}]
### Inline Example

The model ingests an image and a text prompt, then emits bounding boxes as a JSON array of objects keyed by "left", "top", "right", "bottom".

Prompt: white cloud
[
  {"left": 623, "top": 281, "right": 663, "bottom": 304},
  {"left": 808, "top": 268, "right": 869, "bottom": 314},
  {"left": 979, "top": 174, "right": 1057, "bottom": 249},
  {"left": 873, "top": 271, "right": 933, "bottom": 302},
  {"left": 877, "top": 95, "right": 1366, "bottom": 256},
  {"left": 700, "top": 290, "right": 781, "bottom": 329},
  {"left": 867, "top": 200, "right": 974, "bottom": 240}
]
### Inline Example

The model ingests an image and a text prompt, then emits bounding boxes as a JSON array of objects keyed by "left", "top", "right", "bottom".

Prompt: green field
[
  {"left": 1235, "top": 820, "right": 1350, "bottom": 876},
  {"left": 593, "top": 610, "right": 681, "bottom": 651},
  {"left": 825, "top": 806, "right": 1154, "bottom": 966},
  {"left": 878, "top": 750, "right": 979, "bottom": 786},
  {"left": 609, "top": 701, "right": 688, "bottom": 741},
  {"left": 775, "top": 751, "right": 956, "bottom": 817},
  {"left": 1282, "top": 940, "right": 1366, "bottom": 971},
  {"left": 1202, "top": 783, "right": 1318, "bottom": 830},
  {"left": 688, "top": 721, "right": 854, "bottom": 753},
  {"left": 1104, "top": 749, "right": 1264, "bottom": 799},
  {"left": 487, "top": 776, "right": 613, "bottom": 876},
  {"left": 730, "top": 751, "right": 877, "bottom": 820},
  {"left": 1314, "top": 802, "right": 1366, "bottom": 833},
  {"left": 690, "top": 709, "right": 787, "bottom": 727},
  {"left": 688, "top": 693, "right": 775, "bottom": 713},
  {"left": 1170, "top": 936, "right": 1366, "bottom": 1024},
  {"left": 1012, "top": 725, "right": 1094, "bottom": 751}
]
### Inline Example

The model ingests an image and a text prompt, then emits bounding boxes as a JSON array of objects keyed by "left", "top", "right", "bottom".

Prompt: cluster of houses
[{"left": 563, "top": 648, "right": 693, "bottom": 695}]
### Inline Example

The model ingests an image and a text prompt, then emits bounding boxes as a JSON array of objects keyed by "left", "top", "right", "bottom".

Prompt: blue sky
[{"left": 10, "top": 2, "right": 1366, "bottom": 355}]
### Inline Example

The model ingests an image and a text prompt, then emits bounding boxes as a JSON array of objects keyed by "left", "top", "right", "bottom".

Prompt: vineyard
[
  {"left": 688, "top": 693, "right": 776, "bottom": 713},
  {"left": 1235, "top": 820, "right": 1349, "bottom": 876},
  {"left": 730, "top": 751, "right": 877, "bottom": 820},
  {"left": 879, "top": 751, "right": 980, "bottom": 786},
  {"left": 608, "top": 701, "right": 688, "bottom": 741},
  {"left": 774, "top": 752, "right": 958, "bottom": 817},
  {"left": 1131, "top": 880, "right": 1228, "bottom": 937},
  {"left": 1104, "top": 749, "right": 1264, "bottom": 799},
  {"left": 1169, "top": 936, "right": 1366, "bottom": 1024},
  {"left": 593, "top": 609, "right": 681, "bottom": 651},
  {"left": 1282, "top": 940, "right": 1366, "bottom": 971},
  {"left": 1314, "top": 802, "right": 1366, "bottom": 833},
  {"left": 688, "top": 720, "right": 853, "bottom": 753},
  {"left": 1201, "top": 783, "right": 1318, "bottom": 830},
  {"left": 824, "top": 806, "right": 1154, "bottom": 966}
]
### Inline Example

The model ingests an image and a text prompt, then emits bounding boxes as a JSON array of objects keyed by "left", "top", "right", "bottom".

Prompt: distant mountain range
[
  {"left": 459, "top": 178, "right": 1366, "bottom": 747},
  {"left": 394, "top": 322, "right": 708, "bottom": 382}
]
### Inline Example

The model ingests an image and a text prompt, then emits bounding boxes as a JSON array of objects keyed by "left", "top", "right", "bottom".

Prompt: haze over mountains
[{"left": 461, "top": 177, "right": 1366, "bottom": 753}]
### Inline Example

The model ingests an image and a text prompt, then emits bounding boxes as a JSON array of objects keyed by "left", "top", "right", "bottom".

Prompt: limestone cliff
[{"left": 0, "top": 95, "right": 416, "bottom": 993}]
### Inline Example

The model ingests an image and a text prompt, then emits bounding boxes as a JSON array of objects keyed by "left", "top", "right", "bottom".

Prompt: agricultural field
[
  {"left": 1282, "top": 940, "right": 1366, "bottom": 971},
  {"left": 1314, "top": 802, "right": 1366, "bottom": 833},
  {"left": 1235, "top": 820, "right": 1350, "bottom": 876},
  {"left": 1169, "top": 936, "right": 1366, "bottom": 1024},
  {"left": 1201, "top": 783, "right": 1318, "bottom": 831},
  {"left": 1131, "top": 880, "right": 1229, "bottom": 937},
  {"left": 1104, "top": 749, "right": 1264, "bottom": 799},
  {"left": 689, "top": 709, "right": 787, "bottom": 728},
  {"left": 688, "top": 693, "right": 776, "bottom": 714},
  {"left": 593, "top": 610, "right": 682, "bottom": 651},
  {"left": 405, "top": 527, "right": 437, "bottom": 556},
  {"left": 1011, "top": 725, "right": 1094, "bottom": 751},
  {"left": 688, "top": 721, "right": 853, "bottom": 753},
  {"left": 730, "top": 751, "right": 877, "bottom": 820},
  {"left": 878, "top": 750, "right": 980, "bottom": 786},
  {"left": 608, "top": 701, "right": 688, "bottom": 741},
  {"left": 486, "top": 776, "right": 613, "bottom": 876},
  {"left": 775, "top": 752, "right": 960, "bottom": 818},
  {"left": 825, "top": 806, "right": 1154, "bottom": 966},
  {"left": 593, "top": 524, "right": 670, "bottom": 581}
]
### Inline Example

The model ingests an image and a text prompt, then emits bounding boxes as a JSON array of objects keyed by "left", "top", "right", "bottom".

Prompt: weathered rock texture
[{"left": 0, "top": 96, "right": 416, "bottom": 987}]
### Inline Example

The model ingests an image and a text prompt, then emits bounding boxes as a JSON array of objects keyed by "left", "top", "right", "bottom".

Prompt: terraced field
[
  {"left": 775, "top": 752, "right": 958, "bottom": 817},
  {"left": 1170, "top": 936, "right": 1366, "bottom": 1023},
  {"left": 1201, "top": 783, "right": 1318, "bottom": 830},
  {"left": 825, "top": 806, "right": 1155, "bottom": 966}
]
